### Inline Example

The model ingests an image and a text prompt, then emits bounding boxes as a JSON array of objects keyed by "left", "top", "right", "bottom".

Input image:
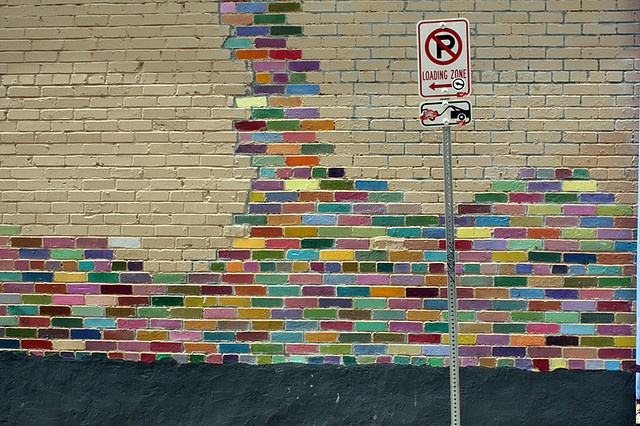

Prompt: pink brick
[
  {"left": 563, "top": 205, "right": 597, "bottom": 215},
  {"left": 580, "top": 289, "right": 614, "bottom": 299},
  {"left": 527, "top": 323, "right": 560, "bottom": 334},
  {"left": 480, "top": 264, "right": 499, "bottom": 274},
  {"left": 376, "top": 356, "right": 392, "bottom": 364},
  {"left": 287, "top": 344, "right": 318, "bottom": 354},
  {"left": 243, "top": 262, "right": 260, "bottom": 272},
  {"left": 320, "top": 321, "right": 353, "bottom": 331},
  {"left": 77, "top": 237, "right": 108, "bottom": 248},
  {"left": 0, "top": 248, "right": 18, "bottom": 258},
  {"left": 15, "top": 260, "right": 29, "bottom": 270},
  {"left": 493, "top": 204, "right": 527, "bottom": 215},
  {"left": 86, "top": 341, "right": 117, "bottom": 351},
  {"left": 170, "top": 331, "right": 202, "bottom": 341},
  {"left": 52, "top": 295, "right": 85, "bottom": 305},
  {"left": 119, "top": 341, "right": 150, "bottom": 351},
  {"left": 389, "top": 321, "right": 422, "bottom": 332},
  {"left": 544, "top": 240, "right": 579, "bottom": 251},
  {"left": 546, "top": 216, "right": 579, "bottom": 227},
  {"left": 335, "top": 192, "right": 368, "bottom": 202},
  {"left": 285, "top": 297, "right": 318, "bottom": 308},
  {"left": 337, "top": 215, "right": 371, "bottom": 226},
  {"left": 204, "top": 308, "right": 237, "bottom": 319},
  {"left": 568, "top": 360, "right": 585, "bottom": 369},
  {"left": 150, "top": 319, "right": 182, "bottom": 329},
  {"left": 289, "top": 273, "right": 323, "bottom": 284},
  {"left": 459, "top": 252, "right": 492, "bottom": 262},
  {"left": 266, "top": 238, "right": 299, "bottom": 249},
  {"left": 123, "top": 353, "right": 141, "bottom": 362},
  {"left": 597, "top": 325, "right": 632, "bottom": 336},
  {"left": 461, "top": 358, "right": 479, "bottom": 367},
  {"left": 220, "top": 2, "right": 235, "bottom": 13},
  {"left": 356, "top": 274, "right": 389, "bottom": 285},
  {"left": 533, "top": 264, "right": 551, "bottom": 275},
  {"left": 206, "top": 354, "right": 223, "bottom": 363},
  {"left": 389, "top": 298, "right": 422, "bottom": 309},
  {"left": 150, "top": 341, "right": 183, "bottom": 353},
  {"left": 43, "top": 237, "right": 75, "bottom": 248},
  {"left": 283, "top": 132, "right": 316, "bottom": 143},
  {"left": 118, "top": 319, "right": 149, "bottom": 329},
  {"left": 335, "top": 239, "right": 369, "bottom": 249},
  {"left": 0, "top": 260, "right": 13, "bottom": 269}
]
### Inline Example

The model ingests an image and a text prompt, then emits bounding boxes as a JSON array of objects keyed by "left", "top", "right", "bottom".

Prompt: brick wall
[{"left": 0, "top": 0, "right": 638, "bottom": 370}]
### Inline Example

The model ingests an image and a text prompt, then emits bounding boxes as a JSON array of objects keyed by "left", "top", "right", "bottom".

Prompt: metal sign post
[{"left": 442, "top": 122, "right": 460, "bottom": 426}]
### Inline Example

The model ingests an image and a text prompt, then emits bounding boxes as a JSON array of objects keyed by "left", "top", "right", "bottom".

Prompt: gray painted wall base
[{"left": 0, "top": 352, "right": 633, "bottom": 425}]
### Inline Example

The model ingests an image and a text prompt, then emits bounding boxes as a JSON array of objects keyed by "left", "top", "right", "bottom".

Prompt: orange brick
[
  {"left": 235, "top": 285, "right": 267, "bottom": 296},
  {"left": 527, "top": 228, "right": 561, "bottom": 239},
  {"left": 299, "top": 191, "right": 334, "bottom": 202},
  {"left": 285, "top": 155, "right": 319, "bottom": 166},
  {"left": 424, "top": 275, "right": 446, "bottom": 286},
  {"left": 370, "top": 286, "right": 404, "bottom": 297},
  {"left": 475, "top": 288, "right": 510, "bottom": 299},
  {"left": 598, "top": 253, "right": 633, "bottom": 264},
  {"left": 256, "top": 73, "right": 271, "bottom": 83},
  {"left": 227, "top": 261, "right": 243, "bottom": 272},
  {"left": 267, "top": 215, "right": 302, "bottom": 226},
  {"left": 270, "top": 96, "right": 301, "bottom": 107},
  {"left": 404, "top": 240, "right": 440, "bottom": 250},
  {"left": 477, "top": 311, "right": 510, "bottom": 322},
  {"left": 479, "top": 357, "right": 497, "bottom": 368},
  {"left": 511, "top": 335, "right": 546, "bottom": 346},
  {"left": 407, "top": 310, "right": 441, "bottom": 321},
  {"left": 389, "top": 251, "right": 423, "bottom": 262},
  {"left": 301, "top": 119, "right": 335, "bottom": 131},
  {"left": 184, "top": 320, "right": 217, "bottom": 330},
  {"left": 267, "top": 143, "right": 301, "bottom": 155},
  {"left": 306, "top": 332, "right": 338, "bottom": 342},
  {"left": 184, "top": 342, "right": 217, "bottom": 353},
  {"left": 236, "top": 49, "right": 268, "bottom": 60},
  {"left": 562, "top": 347, "right": 598, "bottom": 358}
]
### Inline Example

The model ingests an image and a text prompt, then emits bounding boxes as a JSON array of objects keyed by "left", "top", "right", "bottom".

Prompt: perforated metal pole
[{"left": 442, "top": 123, "right": 461, "bottom": 426}]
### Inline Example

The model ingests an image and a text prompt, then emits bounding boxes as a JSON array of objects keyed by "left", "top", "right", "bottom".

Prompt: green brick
[
  {"left": 268, "top": 286, "right": 300, "bottom": 296},
  {"left": 458, "top": 276, "right": 496, "bottom": 287},
  {"left": 343, "top": 355, "right": 358, "bottom": 365},
  {"left": 428, "top": 357, "right": 445, "bottom": 367},
  {"left": 255, "top": 274, "right": 288, "bottom": 285},
  {"left": 319, "top": 180, "right": 354, "bottom": 190},
  {"left": 270, "top": 26, "right": 303, "bottom": 36},
  {"left": 6, "top": 328, "right": 37, "bottom": 338},
  {"left": 266, "top": 120, "right": 300, "bottom": 131},
  {"left": 353, "top": 298, "right": 386, "bottom": 309},
  {"left": 599, "top": 277, "right": 633, "bottom": 287},
  {"left": 494, "top": 276, "right": 528, "bottom": 287},
  {"left": 442, "top": 311, "right": 475, "bottom": 322},
  {"left": 580, "top": 336, "right": 614, "bottom": 347},
  {"left": 189, "top": 354, "right": 205, "bottom": 363},
  {"left": 491, "top": 181, "right": 526, "bottom": 192},
  {"left": 268, "top": 2, "right": 301, "bottom": 12},
  {"left": 167, "top": 285, "right": 200, "bottom": 296},
  {"left": 572, "top": 168, "right": 589, "bottom": 179},
  {"left": 210, "top": 262, "right": 225, "bottom": 272},
  {"left": 597, "top": 205, "right": 633, "bottom": 216},
  {"left": 507, "top": 239, "right": 542, "bottom": 250},
  {"left": 252, "top": 343, "right": 284, "bottom": 354},
  {"left": 339, "top": 333, "right": 371, "bottom": 343},
  {"left": 311, "top": 167, "right": 327, "bottom": 178},
  {"left": 354, "top": 321, "right": 387, "bottom": 332},
  {"left": 372, "top": 333, "right": 405, "bottom": 343},
  {"left": 51, "top": 249, "right": 83, "bottom": 260},
  {"left": 545, "top": 193, "right": 579, "bottom": 203},
  {"left": 252, "top": 297, "right": 283, "bottom": 308},
  {"left": 7, "top": 305, "right": 38, "bottom": 315},
  {"left": 528, "top": 204, "right": 562, "bottom": 215},
  {"left": 72, "top": 306, "right": 104, "bottom": 317},
  {"left": 360, "top": 262, "right": 376, "bottom": 272},
  {"left": 301, "top": 144, "right": 334, "bottom": 155},
  {"left": 581, "top": 312, "right": 614, "bottom": 323},
  {"left": 318, "top": 226, "right": 352, "bottom": 237},
  {"left": 474, "top": 193, "right": 509, "bottom": 203},
  {"left": 138, "top": 307, "right": 170, "bottom": 318},
  {"left": 252, "top": 250, "right": 285, "bottom": 260},
  {"left": 253, "top": 108, "right": 284, "bottom": 119},
  {"left": 301, "top": 238, "right": 334, "bottom": 249},
  {"left": 257, "top": 355, "right": 273, "bottom": 365},
  {"left": 234, "top": 215, "right": 267, "bottom": 225},
  {"left": 372, "top": 216, "right": 405, "bottom": 226},
  {"left": 497, "top": 359, "right": 515, "bottom": 367},
  {"left": 170, "top": 308, "right": 203, "bottom": 319},
  {"left": 406, "top": 216, "right": 440, "bottom": 226},
  {"left": 0, "top": 316, "right": 18, "bottom": 326},
  {"left": 545, "top": 312, "right": 580, "bottom": 323},
  {"left": 318, "top": 203, "right": 350, "bottom": 213},
  {"left": 0, "top": 225, "right": 21, "bottom": 235},
  {"left": 352, "top": 227, "right": 386, "bottom": 238},
  {"left": 88, "top": 272, "right": 119, "bottom": 283},
  {"left": 424, "top": 323, "right": 448, "bottom": 334},
  {"left": 372, "top": 310, "right": 405, "bottom": 320},
  {"left": 51, "top": 317, "right": 83, "bottom": 328},
  {"left": 153, "top": 273, "right": 187, "bottom": 284},
  {"left": 320, "top": 344, "right": 352, "bottom": 354},
  {"left": 493, "top": 323, "right": 527, "bottom": 333},
  {"left": 111, "top": 261, "right": 126, "bottom": 271},
  {"left": 561, "top": 228, "right": 596, "bottom": 239},
  {"left": 528, "top": 252, "right": 561, "bottom": 262},
  {"left": 579, "top": 241, "right": 614, "bottom": 251},
  {"left": 303, "top": 308, "right": 336, "bottom": 319},
  {"left": 22, "top": 294, "right": 52, "bottom": 305},
  {"left": 355, "top": 250, "right": 388, "bottom": 261},
  {"left": 368, "top": 192, "right": 403, "bottom": 202},
  {"left": 564, "top": 277, "right": 598, "bottom": 288},
  {"left": 511, "top": 312, "right": 543, "bottom": 322},
  {"left": 290, "top": 73, "right": 306, "bottom": 83},
  {"left": 152, "top": 297, "right": 183, "bottom": 307},
  {"left": 254, "top": 14, "right": 286, "bottom": 24},
  {"left": 510, "top": 216, "right": 543, "bottom": 227},
  {"left": 252, "top": 156, "right": 286, "bottom": 167}
]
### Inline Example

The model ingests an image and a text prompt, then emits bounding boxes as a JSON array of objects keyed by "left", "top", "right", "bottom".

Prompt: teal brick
[
  {"left": 0, "top": 316, "right": 19, "bottom": 326},
  {"left": 528, "top": 252, "right": 562, "bottom": 262},
  {"left": 406, "top": 216, "right": 440, "bottom": 226},
  {"left": 224, "top": 38, "right": 252, "bottom": 49},
  {"left": 354, "top": 321, "right": 387, "bottom": 332},
  {"left": 84, "top": 318, "right": 116, "bottom": 329},
  {"left": 492, "top": 300, "right": 528, "bottom": 311},
  {"left": 337, "top": 286, "right": 370, "bottom": 297},
  {"left": 252, "top": 297, "right": 283, "bottom": 308},
  {"left": 387, "top": 227, "right": 421, "bottom": 238},
  {"left": 353, "top": 298, "right": 386, "bottom": 309},
  {"left": 493, "top": 323, "right": 527, "bottom": 333},
  {"left": 318, "top": 203, "right": 351, "bottom": 213},
  {"left": 301, "top": 238, "right": 334, "bottom": 249},
  {"left": 372, "top": 216, "right": 405, "bottom": 226},
  {"left": 78, "top": 261, "right": 94, "bottom": 271},
  {"left": 372, "top": 310, "right": 405, "bottom": 320},
  {"left": 0, "top": 272, "right": 21, "bottom": 281},
  {"left": 51, "top": 317, "right": 83, "bottom": 328},
  {"left": 88, "top": 272, "right": 119, "bottom": 283},
  {"left": 267, "top": 286, "right": 300, "bottom": 296},
  {"left": 7, "top": 305, "right": 38, "bottom": 315},
  {"left": 301, "top": 144, "right": 334, "bottom": 154},
  {"left": 588, "top": 265, "right": 622, "bottom": 275},
  {"left": 234, "top": 215, "right": 267, "bottom": 225},
  {"left": 424, "top": 323, "right": 448, "bottom": 333}
]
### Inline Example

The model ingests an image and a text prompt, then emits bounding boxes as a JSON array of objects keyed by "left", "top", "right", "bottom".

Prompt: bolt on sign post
[{"left": 417, "top": 18, "right": 471, "bottom": 426}]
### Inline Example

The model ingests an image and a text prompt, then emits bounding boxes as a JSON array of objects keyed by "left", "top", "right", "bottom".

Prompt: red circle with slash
[{"left": 425, "top": 28, "right": 463, "bottom": 66}]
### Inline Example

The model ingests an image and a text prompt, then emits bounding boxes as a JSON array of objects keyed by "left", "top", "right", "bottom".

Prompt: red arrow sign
[{"left": 429, "top": 82, "right": 452, "bottom": 90}]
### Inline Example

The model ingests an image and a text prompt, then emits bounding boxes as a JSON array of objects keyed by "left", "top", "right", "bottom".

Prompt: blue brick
[
  {"left": 259, "top": 168, "right": 277, "bottom": 178},
  {"left": 545, "top": 289, "right": 578, "bottom": 299},
  {"left": 271, "top": 332, "right": 304, "bottom": 343},
  {"left": 21, "top": 272, "right": 53, "bottom": 282},
  {"left": 236, "top": 2, "right": 268, "bottom": 13},
  {"left": 580, "top": 216, "right": 614, "bottom": 227},
  {"left": 604, "top": 360, "right": 621, "bottom": 371},
  {"left": 580, "top": 193, "right": 614, "bottom": 203},
  {"left": 492, "top": 346, "right": 526, "bottom": 357},
  {"left": 354, "top": 344, "right": 386, "bottom": 355},
  {"left": 284, "top": 250, "right": 317, "bottom": 262},
  {"left": 0, "top": 339, "right": 20, "bottom": 349},
  {"left": 615, "top": 241, "right": 635, "bottom": 252},
  {"left": 236, "top": 26, "right": 269, "bottom": 37},
  {"left": 286, "top": 84, "right": 320, "bottom": 95},
  {"left": 614, "top": 289, "right": 636, "bottom": 300},
  {"left": 70, "top": 329, "right": 102, "bottom": 339},
  {"left": 423, "top": 299, "right": 448, "bottom": 309},
  {"left": 476, "top": 216, "right": 510, "bottom": 227},
  {"left": 564, "top": 253, "right": 597, "bottom": 264},
  {"left": 0, "top": 294, "right": 21, "bottom": 304},
  {"left": 423, "top": 345, "right": 449, "bottom": 356},
  {"left": 285, "top": 320, "right": 318, "bottom": 331},
  {"left": 423, "top": 228, "right": 445, "bottom": 238},
  {"left": 515, "top": 264, "right": 533, "bottom": 274},
  {"left": 266, "top": 192, "right": 298, "bottom": 202},
  {"left": 510, "top": 288, "right": 544, "bottom": 299},
  {"left": 302, "top": 214, "right": 335, "bottom": 225},
  {"left": 19, "top": 248, "right": 50, "bottom": 259},
  {"left": 308, "top": 356, "right": 324, "bottom": 365},
  {"left": 387, "top": 227, "right": 421, "bottom": 238},
  {"left": 569, "top": 265, "right": 587, "bottom": 275},
  {"left": 355, "top": 180, "right": 388, "bottom": 191},
  {"left": 337, "top": 286, "right": 370, "bottom": 297},
  {"left": 253, "top": 132, "right": 283, "bottom": 142},
  {"left": 219, "top": 343, "right": 250, "bottom": 353},
  {"left": 560, "top": 324, "right": 595, "bottom": 335},
  {"left": 85, "top": 249, "right": 114, "bottom": 259},
  {"left": 204, "top": 331, "right": 236, "bottom": 342},
  {"left": 84, "top": 318, "right": 116, "bottom": 329},
  {"left": 325, "top": 262, "right": 341, "bottom": 273},
  {"left": 424, "top": 251, "right": 446, "bottom": 261},
  {"left": 323, "top": 274, "right": 356, "bottom": 285}
]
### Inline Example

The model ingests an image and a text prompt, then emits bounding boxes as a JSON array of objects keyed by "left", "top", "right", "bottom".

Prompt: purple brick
[
  {"left": 493, "top": 346, "right": 526, "bottom": 357},
  {"left": 293, "top": 167, "right": 311, "bottom": 178},
  {"left": 515, "top": 359, "right": 533, "bottom": 370},
  {"left": 459, "top": 299, "right": 492, "bottom": 310},
  {"left": 150, "top": 319, "right": 182, "bottom": 329},
  {"left": 202, "top": 285, "right": 232, "bottom": 295},
  {"left": 324, "top": 356, "right": 341, "bottom": 365},
  {"left": 302, "top": 286, "right": 335, "bottom": 296},
  {"left": 255, "top": 38, "right": 287, "bottom": 48},
  {"left": 254, "top": 85, "right": 285, "bottom": 95},
  {"left": 527, "top": 181, "right": 561, "bottom": 192},
  {"left": 454, "top": 216, "right": 475, "bottom": 226},
  {"left": 310, "top": 262, "right": 325, "bottom": 272},
  {"left": 597, "top": 324, "right": 633, "bottom": 335},
  {"left": 473, "top": 240, "right": 507, "bottom": 250},
  {"left": 459, "top": 346, "right": 492, "bottom": 356},
  {"left": 272, "top": 308, "right": 303, "bottom": 319},
  {"left": 286, "top": 108, "right": 319, "bottom": 119},
  {"left": 356, "top": 274, "right": 389, "bottom": 285},
  {"left": 19, "top": 248, "right": 50, "bottom": 259},
  {"left": 335, "top": 192, "right": 368, "bottom": 202},
  {"left": 598, "top": 229, "right": 632, "bottom": 239},
  {"left": 509, "top": 193, "right": 543, "bottom": 203},
  {"left": 244, "top": 262, "right": 260, "bottom": 272},
  {"left": 564, "top": 205, "right": 597, "bottom": 215},
  {"left": 68, "top": 284, "right": 100, "bottom": 294},
  {"left": 319, "top": 298, "right": 352, "bottom": 308},
  {"left": 128, "top": 261, "right": 144, "bottom": 271},
  {"left": 189, "top": 274, "right": 222, "bottom": 284},
  {"left": 353, "top": 204, "right": 386, "bottom": 215},
  {"left": 327, "top": 168, "right": 345, "bottom": 178},
  {"left": 273, "top": 73, "right": 289, "bottom": 83},
  {"left": 476, "top": 334, "right": 510, "bottom": 345},
  {"left": 390, "top": 275, "right": 423, "bottom": 285},
  {"left": 494, "top": 228, "right": 526, "bottom": 238},
  {"left": 405, "top": 288, "right": 439, "bottom": 298},
  {"left": 3, "top": 283, "right": 33, "bottom": 293},
  {"left": 520, "top": 168, "right": 535, "bottom": 179},
  {"left": 253, "top": 61, "right": 286, "bottom": 72},
  {"left": 389, "top": 298, "right": 422, "bottom": 309},
  {"left": 389, "top": 321, "right": 422, "bottom": 333},
  {"left": 45, "top": 260, "right": 62, "bottom": 271},
  {"left": 288, "top": 61, "right": 320, "bottom": 71},
  {"left": 236, "top": 144, "right": 268, "bottom": 154},
  {"left": 545, "top": 289, "right": 578, "bottom": 299},
  {"left": 249, "top": 203, "right": 282, "bottom": 214},
  {"left": 562, "top": 300, "right": 596, "bottom": 311},
  {"left": 252, "top": 180, "right": 285, "bottom": 191},
  {"left": 120, "top": 273, "right": 152, "bottom": 283},
  {"left": 85, "top": 249, "right": 113, "bottom": 259},
  {"left": 94, "top": 261, "right": 111, "bottom": 271}
]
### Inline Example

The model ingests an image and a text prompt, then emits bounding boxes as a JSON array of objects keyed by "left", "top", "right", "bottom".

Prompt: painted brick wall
[{"left": 0, "top": 0, "right": 638, "bottom": 371}]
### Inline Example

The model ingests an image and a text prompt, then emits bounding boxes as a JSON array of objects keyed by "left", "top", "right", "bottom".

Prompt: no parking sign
[{"left": 417, "top": 19, "right": 471, "bottom": 98}]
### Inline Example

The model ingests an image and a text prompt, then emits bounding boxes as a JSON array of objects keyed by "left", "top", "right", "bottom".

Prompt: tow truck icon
[{"left": 419, "top": 100, "right": 472, "bottom": 127}]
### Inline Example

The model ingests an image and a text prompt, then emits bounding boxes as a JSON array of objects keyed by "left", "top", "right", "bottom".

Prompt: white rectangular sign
[
  {"left": 417, "top": 18, "right": 471, "bottom": 99},
  {"left": 420, "top": 100, "right": 472, "bottom": 127}
]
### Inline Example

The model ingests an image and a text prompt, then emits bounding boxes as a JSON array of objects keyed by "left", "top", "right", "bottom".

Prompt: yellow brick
[
  {"left": 388, "top": 344, "right": 422, "bottom": 355},
  {"left": 284, "top": 226, "right": 318, "bottom": 237},
  {"left": 407, "top": 310, "right": 441, "bottom": 321},
  {"left": 562, "top": 180, "right": 597, "bottom": 192},
  {"left": 614, "top": 336, "right": 635, "bottom": 347},
  {"left": 456, "top": 227, "right": 492, "bottom": 239},
  {"left": 252, "top": 320, "right": 285, "bottom": 330},
  {"left": 185, "top": 296, "right": 217, "bottom": 307},
  {"left": 549, "top": 358, "right": 567, "bottom": 370},
  {"left": 233, "top": 238, "right": 266, "bottom": 249},
  {"left": 319, "top": 250, "right": 354, "bottom": 261},
  {"left": 236, "top": 96, "right": 267, "bottom": 108},
  {"left": 443, "top": 334, "right": 476, "bottom": 345},
  {"left": 284, "top": 179, "right": 319, "bottom": 191},
  {"left": 250, "top": 192, "right": 265, "bottom": 202},
  {"left": 306, "top": 332, "right": 338, "bottom": 342},
  {"left": 137, "top": 330, "right": 168, "bottom": 341},
  {"left": 237, "top": 308, "right": 270, "bottom": 319},
  {"left": 292, "top": 261, "right": 308, "bottom": 272},
  {"left": 492, "top": 251, "right": 528, "bottom": 262},
  {"left": 218, "top": 296, "right": 251, "bottom": 307},
  {"left": 54, "top": 271, "right": 87, "bottom": 283},
  {"left": 370, "top": 286, "right": 404, "bottom": 297}
]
